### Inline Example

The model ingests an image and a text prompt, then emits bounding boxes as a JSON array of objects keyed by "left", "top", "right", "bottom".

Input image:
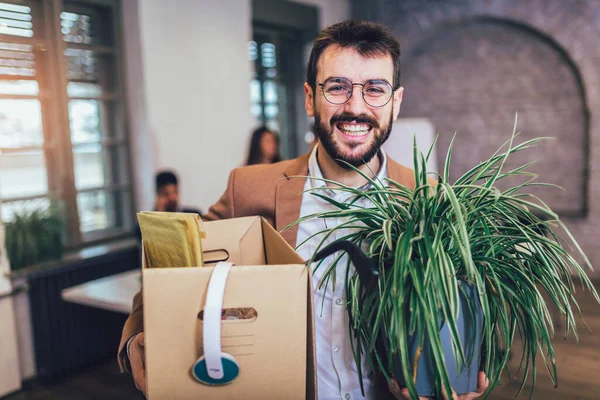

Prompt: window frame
[{"left": 0, "top": 0, "right": 135, "bottom": 249}]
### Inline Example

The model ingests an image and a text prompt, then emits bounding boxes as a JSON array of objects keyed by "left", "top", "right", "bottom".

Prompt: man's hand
[
  {"left": 154, "top": 194, "right": 167, "bottom": 212},
  {"left": 389, "top": 371, "right": 489, "bottom": 400},
  {"left": 130, "top": 332, "right": 147, "bottom": 395}
]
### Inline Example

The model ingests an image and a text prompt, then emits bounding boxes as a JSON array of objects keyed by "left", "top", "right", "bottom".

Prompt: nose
[{"left": 343, "top": 85, "right": 369, "bottom": 116}]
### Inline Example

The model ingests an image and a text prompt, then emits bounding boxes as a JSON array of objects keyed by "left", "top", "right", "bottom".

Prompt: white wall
[
  {"left": 128, "top": 0, "right": 349, "bottom": 213},
  {"left": 122, "top": 0, "right": 155, "bottom": 213},
  {"left": 0, "top": 224, "right": 21, "bottom": 395},
  {"left": 135, "top": 0, "right": 253, "bottom": 213},
  {"left": 0, "top": 297, "right": 20, "bottom": 396}
]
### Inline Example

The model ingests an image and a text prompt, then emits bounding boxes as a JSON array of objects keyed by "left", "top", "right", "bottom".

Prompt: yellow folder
[{"left": 137, "top": 211, "right": 205, "bottom": 268}]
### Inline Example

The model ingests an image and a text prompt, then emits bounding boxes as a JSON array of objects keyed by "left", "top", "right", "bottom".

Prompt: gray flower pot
[{"left": 392, "top": 282, "right": 484, "bottom": 396}]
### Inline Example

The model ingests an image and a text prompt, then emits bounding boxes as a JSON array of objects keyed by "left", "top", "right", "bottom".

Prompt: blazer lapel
[
  {"left": 386, "top": 157, "right": 415, "bottom": 188},
  {"left": 275, "top": 153, "right": 310, "bottom": 247}
]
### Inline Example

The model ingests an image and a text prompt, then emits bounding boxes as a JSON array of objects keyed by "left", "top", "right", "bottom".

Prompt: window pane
[
  {"left": 77, "top": 189, "right": 131, "bottom": 233},
  {"left": 247, "top": 41, "right": 257, "bottom": 61},
  {"left": 265, "top": 104, "right": 278, "bottom": 119},
  {"left": 1, "top": 197, "right": 50, "bottom": 223},
  {"left": 263, "top": 80, "right": 277, "bottom": 103},
  {"left": 0, "top": 2, "right": 33, "bottom": 38},
  {"left": 251, "top": 103, "right": 262, "bottom": 119},
  {"left": 0, "top": 42, "right": 35, "bottom": 77},
  {"left": 250, "top": 79, "right": 261, "bottom": 103},
  {"left": 73, "top": 143, "right": 105, "bottom": 190},
  {"left": 0, "top": 2, "right": 30, "bottom": 13},
  {"left": 68, "top": 99, "right": 102, "bottom": 143},
  {"left": 0, "top": 79, "right": 38, "bottom": 95},
  {"left": 260, "top": 43, "right": 276, "bottom": 68},
  {"left": 266, "top": 68, "right": 276, "bottom": 78},
  {"left": 67, "top": 82, "right": 101, "bottom": 97},
  {"left": 61, "top": 11, "right": 93, "bottom": 44},
  {"left": 0, "top": 149, "right": 48, "bottom": 198},
  {"left": 0, "top": 99, "right": 43, "bottom": 147},
  {"left": 64, "top": 48, "right": 98, "bottom": 82},
  {"left": 77, "top": 190, "right": 109, "bottom": 232}
]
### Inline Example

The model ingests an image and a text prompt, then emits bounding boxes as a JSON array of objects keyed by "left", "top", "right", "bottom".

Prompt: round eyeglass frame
[{"left": 315, "top": 78, "right": 396, "bottom": 108}]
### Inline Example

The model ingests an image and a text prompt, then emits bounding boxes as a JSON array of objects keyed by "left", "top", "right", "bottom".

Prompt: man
[
  {"left": 153, "top": 170, "right": 202, "bottom": 215},
  {"left": 119, "top": 21, "right": 488, "bottom": 399},
  {"left": 135, "top": 171, "right": 203, "bottom": 240}
]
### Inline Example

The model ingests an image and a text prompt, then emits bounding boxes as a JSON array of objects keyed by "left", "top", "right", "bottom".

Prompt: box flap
[
  {"left": 261, "top": 217, "right": 304, "bottom": 265},
  {"left": 202, "top": 216, "right": 265, "bottom": 266}
]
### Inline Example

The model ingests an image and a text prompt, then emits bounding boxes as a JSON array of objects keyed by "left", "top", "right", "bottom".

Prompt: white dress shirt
[{"left": 295, "top": 145, "right": 388, "bottom": 400}]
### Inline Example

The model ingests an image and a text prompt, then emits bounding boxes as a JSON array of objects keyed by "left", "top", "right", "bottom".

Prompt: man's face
[
  {"left": 157, "top": 183, "right": 179, "bottom": 212},
  {"left": 304, "top": 45, "right": 404, "bottom": 168}
]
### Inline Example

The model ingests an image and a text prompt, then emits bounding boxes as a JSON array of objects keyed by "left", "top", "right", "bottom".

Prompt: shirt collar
[{"left": 307, "top": 144, "right": 388, "bottom": 194}]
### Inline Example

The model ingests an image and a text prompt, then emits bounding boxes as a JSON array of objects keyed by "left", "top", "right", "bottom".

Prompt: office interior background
[{"left": 0, "top": 0, "right": 599, "bottom": 398}]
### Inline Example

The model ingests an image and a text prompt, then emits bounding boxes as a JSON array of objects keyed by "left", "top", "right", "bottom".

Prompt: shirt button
[
  {"left": 345, "top": 393, "right": 351, "bottom": 400},
  {"left": 334, "top": 346, "right": 340, "bottom": 353},
  {"left": 335, "top": 298, "right": 343, "bottom": 306}
]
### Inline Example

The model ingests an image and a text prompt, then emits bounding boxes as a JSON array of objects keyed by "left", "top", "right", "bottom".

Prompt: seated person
[
  {"left": 153, "top": 170, "right": 202, "bottom": 214},
  {"left": 135, "top": 170, "right": 202, "bottom": 240}
]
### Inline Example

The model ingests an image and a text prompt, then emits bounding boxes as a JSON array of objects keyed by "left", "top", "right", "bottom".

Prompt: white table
[{"left": 61, "top": 270, "right": 141, "bottom": 314}]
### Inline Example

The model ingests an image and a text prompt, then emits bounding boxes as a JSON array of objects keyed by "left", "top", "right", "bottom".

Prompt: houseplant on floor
[{"left": 289, "top": 118, "right": 600, "bottom": 399}]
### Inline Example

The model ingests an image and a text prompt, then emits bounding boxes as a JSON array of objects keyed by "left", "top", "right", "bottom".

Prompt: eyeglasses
[{"left": 316, "top": 77, "right": 395, "bottom": 108}]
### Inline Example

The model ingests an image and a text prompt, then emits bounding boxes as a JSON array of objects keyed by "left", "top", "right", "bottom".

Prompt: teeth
[
  {"left": 339, "top": 123, "right": 370, "bottom": 136},
  {"left": 343, "top": 130, "right": 368, "bottom": 136},
  {"left": 341, "top": 124, "right": 369, "bottom": 131}
]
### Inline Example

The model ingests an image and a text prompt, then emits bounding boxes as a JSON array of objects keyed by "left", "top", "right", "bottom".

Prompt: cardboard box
[{"left": 142, "top": 216, "right": 316, "bottom": 399}]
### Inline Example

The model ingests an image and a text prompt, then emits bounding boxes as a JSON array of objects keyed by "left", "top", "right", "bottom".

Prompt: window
[
  {"left": 249, "top": 39, "right": 280, "bottom": 130},
  {"left": 0, "top": 0, "right": 132, "bottom": 248},
  {"left": 248, "top": 27, "right": 304, "bottom": 159},
  {"left": 250, "top": 0, "right": 319, "bottom": 159}
]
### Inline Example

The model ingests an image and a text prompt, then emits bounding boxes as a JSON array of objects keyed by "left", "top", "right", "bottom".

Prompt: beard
[{"left": 313, "top": 109, "right": 393, "bottom": 169}]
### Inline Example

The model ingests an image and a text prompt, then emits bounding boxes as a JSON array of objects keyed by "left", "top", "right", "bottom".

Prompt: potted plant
[
  {"left": 289, "top": 121, "right": 600, "bottom": 399},
  {"left": 4, "top": 201, "right": 64, "bottom": 271}
]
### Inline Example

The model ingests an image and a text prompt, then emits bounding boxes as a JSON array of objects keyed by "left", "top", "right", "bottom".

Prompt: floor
[
  {"left": 491, "top": 282, "right": 600, "bottom": 400},
  {"left": 2, "top": 283, "right": 599, "bottom": 399},
  {"left": 2, "top": 359, "right": 143, "bottom": 400}
]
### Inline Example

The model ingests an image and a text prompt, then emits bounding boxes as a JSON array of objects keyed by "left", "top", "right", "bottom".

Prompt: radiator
[{"left": 26, "top": 245, "right": 139, "bottom": 382}]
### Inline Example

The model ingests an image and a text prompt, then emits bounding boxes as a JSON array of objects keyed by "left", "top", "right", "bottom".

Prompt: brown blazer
[{"left": 118, "top": 152, "right": 418, "bottom": 399}]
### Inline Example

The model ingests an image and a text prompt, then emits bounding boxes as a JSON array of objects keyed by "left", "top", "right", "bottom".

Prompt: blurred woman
[{"left": 245, "top": 126, "right": 282, "bottom": 165}]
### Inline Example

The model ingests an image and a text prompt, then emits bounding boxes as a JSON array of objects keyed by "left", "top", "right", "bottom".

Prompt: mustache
[{"left": 330, "top": 112, "right": 380, "bottom": 129}]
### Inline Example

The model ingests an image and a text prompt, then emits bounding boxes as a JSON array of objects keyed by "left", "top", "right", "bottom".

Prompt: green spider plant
[
  {"left": 287, "top": 118, "right": 600, "bottom": 399},
  {"left": 5, "top": 201, "right": 64, "bottom": 271}
]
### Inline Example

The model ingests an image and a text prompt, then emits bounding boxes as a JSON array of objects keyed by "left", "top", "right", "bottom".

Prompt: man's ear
[
  {"left": 304, "top": 82, "right": 315, "bottom": 117},
  {"left": 392, "top": 86, "right": 404, "bottom": 121}
]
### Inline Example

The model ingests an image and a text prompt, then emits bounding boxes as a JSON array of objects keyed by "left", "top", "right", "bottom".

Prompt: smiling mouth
[{"left": 336, "top": 122, "right": 372, "bottom": 137}]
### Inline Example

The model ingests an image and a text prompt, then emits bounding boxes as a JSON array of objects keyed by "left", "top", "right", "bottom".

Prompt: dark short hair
[
  {"left": 155, "top": 170, "right": 178, "bottom": 193},
  {"left": 307, "top": 20, "right": 401, "bottom": 90}
]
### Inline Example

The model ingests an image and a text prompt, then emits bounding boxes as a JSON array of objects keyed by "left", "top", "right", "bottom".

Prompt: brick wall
[{"left": 352, "top": 0, "right": 600, "bottom": 273}]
